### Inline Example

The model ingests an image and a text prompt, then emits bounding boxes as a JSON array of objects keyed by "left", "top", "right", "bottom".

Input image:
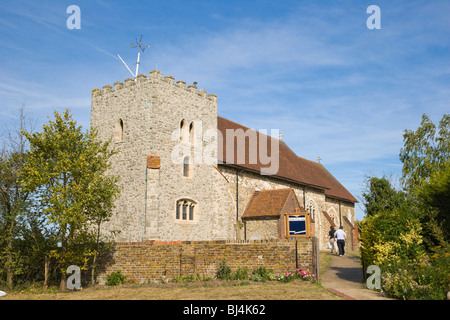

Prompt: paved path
[{"left": 321, "top": 252, "right": 392, "bottom": 300}]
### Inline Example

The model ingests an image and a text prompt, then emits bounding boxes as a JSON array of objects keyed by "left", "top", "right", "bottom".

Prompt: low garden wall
[{"left": 94, "top": 238, "right": 314, "bottom": 284}]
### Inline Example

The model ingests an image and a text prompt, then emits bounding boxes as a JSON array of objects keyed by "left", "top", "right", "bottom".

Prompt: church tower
[{"left": 91, "top": 71, "right": 235, "bottom": 242}]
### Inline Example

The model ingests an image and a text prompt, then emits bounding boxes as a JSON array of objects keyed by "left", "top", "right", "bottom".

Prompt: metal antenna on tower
[
  {"left": 117, "top": 35, "right": 151, "bottom": 81},
  {"left": 131, "top": 35, "right": 150, "bottom": 78}
]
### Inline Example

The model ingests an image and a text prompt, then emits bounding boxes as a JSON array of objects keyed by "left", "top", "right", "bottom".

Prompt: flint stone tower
[{"left": 91, "top": 71, "right": 235, "bottom": 242}]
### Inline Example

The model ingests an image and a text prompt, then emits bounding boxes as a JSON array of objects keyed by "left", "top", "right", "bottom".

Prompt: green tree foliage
[
  {"left": 415, "top": 163, "right": 450, "bottom": 249},
  {"left": 0, "top": 107, "right": 36, "bottom": 288},
  {"left": 361, "top": 176, "right": 406, "bottom": 217},
  {"left": 399, "top": 113, "right": 450, "bottom": 250},
  {"left": 399, "top": 113, "right": 450, "bottom": 191},
  {"left": 20, "top": 109, "right": 119, "bottom": 290},
  {"left": 0, "top": 151, "right": 30, "bottom": 288},
  {"left": 359, "top": 203, "right": 425, "bottom": 268}
]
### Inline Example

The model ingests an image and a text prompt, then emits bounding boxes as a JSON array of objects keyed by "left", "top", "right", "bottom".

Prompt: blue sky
[{"left": 1, "top": 0, "right": 449, "bottom": 221}]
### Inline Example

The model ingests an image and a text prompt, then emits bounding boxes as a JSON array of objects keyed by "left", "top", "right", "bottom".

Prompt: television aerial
[{"left": 117, "top": 35, "right": 150, "bottom": 80}]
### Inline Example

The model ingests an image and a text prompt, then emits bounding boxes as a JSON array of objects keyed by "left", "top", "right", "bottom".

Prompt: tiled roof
[
  {"left": 217, "top": 116, "right": 357, "bottom": 203},
  {"left": 242, "top": 188, "right": 294, "bottom": 218}
]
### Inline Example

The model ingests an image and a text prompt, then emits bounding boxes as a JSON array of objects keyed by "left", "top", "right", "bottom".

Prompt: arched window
[
  {"left": 176, "top": 202, "right": 181, "bottom": 220},
  {"left": 114, "top": 119, "right": 123, "bottom": 142},
  {"left": 189, "top": 121, "right": 194, "bottom": 146},
  {"left": 180, "top": 119, "right": 189, "bottom": 142},
  {"left": 189, "top": 204, "right": 194, "bottom": 220},
  {"left": 328, "top": 207, "right": 338, "bottom": 226},
  {"left": 183, "top": 156, "right": 190, "bottom": 177},
  {"left": 182, "top": 201, "right": 188, "bottom": 220},
  {"left": 175, "top": 199, "right": 197, "bottom": 221},
  {"left": 306, "top": 200, "right": 317, "bottom": 221}
]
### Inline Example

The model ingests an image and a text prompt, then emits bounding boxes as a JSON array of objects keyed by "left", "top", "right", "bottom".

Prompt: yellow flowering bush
[
  {"left": 381, "top": 247, "right": 449, "bottom": 300},
  {"left": 360, "top": 205, "right": 449, "bottom": 299},
  {"left": 372, "top": 241, "right": 400, "bottom": 266},
  {"left": 360, "top": 206, "right": 425, "bottom": 269}
]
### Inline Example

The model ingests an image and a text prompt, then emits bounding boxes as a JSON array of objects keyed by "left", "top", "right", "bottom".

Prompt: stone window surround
[
  {"left": 327, "top": 206, "right": 338, "bottom": 227},
  {"left": 175, "top": 199, "right": 198, "bottom": 224},
  {"left": 306, "top": 199, "right": 318, "bottom": 222},
  {"left": 114, "top": 118, "right": 124, "bottom": 143},
  {"left": 180, "top": 119, "right": 195, "bottom": 178}
]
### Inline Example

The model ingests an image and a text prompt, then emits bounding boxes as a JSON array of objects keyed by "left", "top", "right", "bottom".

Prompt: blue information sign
[
  {"left": 288, "top": 216, "right": 306, "bottom": 235},
  {"left": 285, "top": 211, "right": 310, "bottom": 237}
]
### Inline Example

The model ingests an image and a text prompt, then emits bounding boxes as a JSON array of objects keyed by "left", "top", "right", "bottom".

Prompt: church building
[{"left": 91, "top": 70, "right": 358, "bottom": 250}]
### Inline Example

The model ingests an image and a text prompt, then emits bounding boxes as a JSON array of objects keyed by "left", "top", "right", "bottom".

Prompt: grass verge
[{"left": 2, "top": 279, "right": 344, "bottom": 300}]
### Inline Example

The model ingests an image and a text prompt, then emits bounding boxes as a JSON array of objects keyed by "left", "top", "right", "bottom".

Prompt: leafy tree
[
  {"left": 361, "top": 176, "right": 406, "bottom": 217},
  {"left": 399, "top": 113, "right": 449, "bottom": 250},
  {"left": 87, "top": 174, "right": 119, "bottom": 285},
  {"left": 0, "top": 107, "right": 35, "bottom": 288},
  {"left": 13, "top": 208, "right": 58, "bottom": 286},
  {"left": 0, "top": 152, "right": 29, "bottom": 288},
  {"left": 399, "top": 113, "right": 450, "bottom": 191},
  {"left": 20, "top": 109, "right": 119, "bottom": 290},
  {"left": 415, "top": 163, "right": 450, "bottom": 249}
]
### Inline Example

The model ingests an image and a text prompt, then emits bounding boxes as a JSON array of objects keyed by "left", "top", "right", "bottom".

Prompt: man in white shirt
[{"left": 334, "top": 226, "right": 347, "bottom": 256}]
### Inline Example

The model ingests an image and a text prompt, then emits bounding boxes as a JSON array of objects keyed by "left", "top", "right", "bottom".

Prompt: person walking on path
[
  {"left": 334, "top": 226, "right": 347, "bottom": 256},
  {"left": 328, "top": 226, "right": 337, "bottom": 255}
]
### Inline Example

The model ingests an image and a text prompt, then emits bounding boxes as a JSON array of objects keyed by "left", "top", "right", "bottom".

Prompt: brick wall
[{"left": 94, "top": 238, "right": 313, "bottom": 284}]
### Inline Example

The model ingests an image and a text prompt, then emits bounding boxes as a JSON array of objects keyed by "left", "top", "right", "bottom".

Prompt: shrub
[
  {"left": 380, "top": 247, "right": 450, "bottom": 300},
  {"left": 232, "top": 267, "right": 249, "bottom": 280},
  {"left": 276, "top": 272, "right": 294, "bottom": 283},
  {"left": 360, "top": 205, "right": 425, "bottom": 268},
  {"left": 427, "top": 247, "right": 450, "bottom": 297},
  {"left": 276, "top": 268, "right": 314, "bottom": 283},
  {"left": 360, "top": 203, "right": 449, "bottom": 300},
  {"left": 294, "top": 268, "right": 315, "bottom": 281},
  {"left": 216, "top": 259, "right": 232, "bottom": 280},
  {"left": 251, "top": 267, "right": 274, "bottom": 282},
  {"left": 106, "top": 271, "right": 126, "bottom": 286}
]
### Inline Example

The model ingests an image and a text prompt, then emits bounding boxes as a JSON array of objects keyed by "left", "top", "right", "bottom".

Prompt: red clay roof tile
[
  {"left": 242, "top": 188, "right": 293, "bottom": 218},
  {"left": 217, "top": 116, "right": 357, "bottom": 203}
]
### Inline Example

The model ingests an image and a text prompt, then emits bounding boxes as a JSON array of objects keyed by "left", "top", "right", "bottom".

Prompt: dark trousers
[{"left": 337, "top": 240, "right": 345, "bottom": 256}]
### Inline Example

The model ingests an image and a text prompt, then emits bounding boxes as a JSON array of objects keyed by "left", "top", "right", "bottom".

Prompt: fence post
[{"left": 312, "top": 236, "right": 320, "bottom": 279}]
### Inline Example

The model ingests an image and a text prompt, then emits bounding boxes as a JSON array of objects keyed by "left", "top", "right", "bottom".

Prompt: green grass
[{"left": 2, "top": 278, "right": 344, "bottom": 300}]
